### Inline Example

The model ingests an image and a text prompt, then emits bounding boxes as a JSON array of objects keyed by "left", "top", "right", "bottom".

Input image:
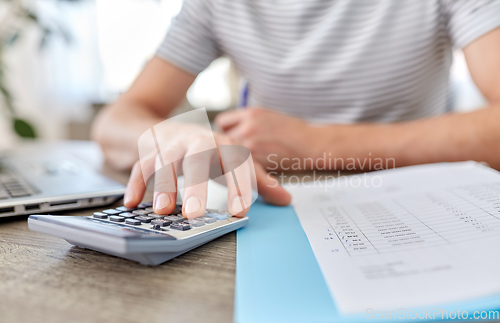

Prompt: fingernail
[
  {"left": 231, "top": 196, "right": 245, "bottom": 214},
  {"left": 185, "top": 196, "right": 201, "bottom": 214},
  {"left": 124, "top": 191, "right": 134, "bottom": 206},
  {"left": 155, "top": 193, "right": 171, "bottom": 210}
]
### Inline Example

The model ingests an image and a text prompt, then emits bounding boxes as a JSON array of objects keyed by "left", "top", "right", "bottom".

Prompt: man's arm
[{"left": 91, "top": 57, "right": 196, "bottom": 170}]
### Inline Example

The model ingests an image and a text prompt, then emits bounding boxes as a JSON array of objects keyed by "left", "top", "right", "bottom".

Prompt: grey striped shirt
[{"left": 156, "top": 0, "right": 500, "bottom": 124}]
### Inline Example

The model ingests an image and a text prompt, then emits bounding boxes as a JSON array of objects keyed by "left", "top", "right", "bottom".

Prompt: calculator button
[
  {"left": 197, "top": 215, "right": 216, "bottom": 224},
  {"left": 125, "top": 218, "right": 141, "bottom": 226},
  {"left": 10, "top": 190, "right": 30, "bottom": 197},
  {"left": 109, "top": 215, "right": 125, "bottom": 222},
  {"left": 164, "top": 215, "right": 185, "bottom": 223},
  {"left": 170, "top": 222, "right": 191, "bottom": 231},
  {"left": 119, "top": 212, "right": 136, "bottom": 219},
  {"left": 138, "top": 202, "right": 153, "bottom": 208},
  {"left": 186, "top": 219, "right": 205, "bottom": 227},
  {"left": 151, "top": 224, "right": 162, "bottom": 230},
  {"left": 116, "top": 206, "right": 135, "bottom": 212},
  {"left": 144, "top": 207, "right": 154, "bottom": 213},
  {"left": 221, "top": 211, "right": 232, "bottom": 217},
  {"left": 151, "top": 219, "right": 172, "bottom": 227},
  {"left": 103, "top": 209, "right": 122, "bottom": 215},
  {"left": 207, "top": 213, "right": 227, "bottom": 220},
  {"left": 148, "top": 213, "right": 165, "bottom": 218},
  {"left": 135, "top": 215, "right": 154, "bottom": 223},
  {"left": 93, "top": 212, "right": 108, "bottom": 219},
  {"left": 132, "top": 210, "right": 150, "bottom": 216}
]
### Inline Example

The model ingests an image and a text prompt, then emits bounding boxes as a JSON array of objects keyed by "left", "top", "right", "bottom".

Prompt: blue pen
[{"left": 240, "top": 83, "right": 249, "bottom": 108}]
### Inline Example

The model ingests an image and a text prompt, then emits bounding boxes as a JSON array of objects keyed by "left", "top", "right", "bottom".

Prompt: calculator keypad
[{"left": 89, "top": 202, "right": 234, "bottom": 237}]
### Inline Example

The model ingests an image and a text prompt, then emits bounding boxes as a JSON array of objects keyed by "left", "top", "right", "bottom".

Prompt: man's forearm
[{"left": 314, "top": 104, "right": 500, "bottom": 170}]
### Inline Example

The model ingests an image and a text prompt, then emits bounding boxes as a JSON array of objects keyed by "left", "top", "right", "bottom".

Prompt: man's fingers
[
  {"left": 181, "top": 148, "right": 214, "bottom": 219},
  {"left": 216, "top": 138, "right": 255, "bottom": 217},
  {"left": 218, "top": 142, "right": 256, "bottom": 217},
  {"left": 124, "top": 160, "right": 149, "bottom": 208},
  {"left": 153, "top": 145, "right": 185, "bottom": 215},
  {"left": 226, "top": 159, "right": 255, "bottom": 217},
  {"left": 255, "top": 162, "right": 291, "bottom": 206},
  {"left": 225, "top": 124, "right": 247, "bottom": 142},
  {"left": 214, "top": 109, "right": 244, "bottom": 131},
  {"left": 153, "top": 161, "right": 178, "bottom": 215}
]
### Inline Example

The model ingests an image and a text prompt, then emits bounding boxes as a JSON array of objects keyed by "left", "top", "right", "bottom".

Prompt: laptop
[{"left": 0, "top": 142, "right": 126, "bottom": 218}]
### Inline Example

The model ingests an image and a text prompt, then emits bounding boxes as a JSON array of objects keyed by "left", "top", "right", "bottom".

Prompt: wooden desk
[
  {"left": 0, "top": 147, "right": 236, "bottom": 323},
  {"left": 0, "top": 216, "right": 236, "bottom": 323}
]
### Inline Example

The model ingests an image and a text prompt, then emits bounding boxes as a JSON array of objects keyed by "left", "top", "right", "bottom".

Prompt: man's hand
[
  {"left": 215, "top": 107, "right": 322, "bottom": 170},
  {"left": 123, "top": 124, "right": 291, "bottom": 219}
]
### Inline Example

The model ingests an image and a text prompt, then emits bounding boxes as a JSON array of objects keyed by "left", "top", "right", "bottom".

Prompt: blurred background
[{"left": 0, "top": 0, "right": 488, "bottom": 150}]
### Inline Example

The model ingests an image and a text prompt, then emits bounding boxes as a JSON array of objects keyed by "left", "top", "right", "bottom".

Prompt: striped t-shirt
[{"left": 156, "top": 0, "right": 500, "bottom": 124}]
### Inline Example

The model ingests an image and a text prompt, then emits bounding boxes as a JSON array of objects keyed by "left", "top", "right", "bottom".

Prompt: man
[{"left": 92, "top": 0, "right": 500, "bottom": 219}]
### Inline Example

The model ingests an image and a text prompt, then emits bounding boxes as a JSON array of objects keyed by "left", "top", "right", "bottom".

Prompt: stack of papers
[{"left": 235, "top": 162, "right": 500, "bottom": 322}]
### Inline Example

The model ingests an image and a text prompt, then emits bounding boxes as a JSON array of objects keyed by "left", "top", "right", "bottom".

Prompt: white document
[{"left": 287, "top": 162, "right": 500, "bottom": 314}]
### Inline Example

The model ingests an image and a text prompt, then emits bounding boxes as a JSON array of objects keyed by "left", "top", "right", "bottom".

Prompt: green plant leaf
[{"left": 13, "top": 118, "right": 37, "bottom": 138}]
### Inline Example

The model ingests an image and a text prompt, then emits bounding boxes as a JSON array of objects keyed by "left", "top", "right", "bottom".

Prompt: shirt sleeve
[
  {"left": 156, "top": 0, "right": 221, "bottom": 75},
  {"left": 442, "top": 0, "right": 500, "bottom": 49}
]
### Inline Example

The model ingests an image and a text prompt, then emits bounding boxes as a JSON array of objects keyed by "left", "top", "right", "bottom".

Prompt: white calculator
[{"left": 28, "top": 202, "right": 248, "bottom": 265}]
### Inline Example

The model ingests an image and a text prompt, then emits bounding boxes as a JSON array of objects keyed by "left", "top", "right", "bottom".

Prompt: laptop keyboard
[
  {"left": 91, "top": 202, "right": 232, "bottom": 235},
  {"left": 0, "top": 166, "right": 33, "bottom": 200}
]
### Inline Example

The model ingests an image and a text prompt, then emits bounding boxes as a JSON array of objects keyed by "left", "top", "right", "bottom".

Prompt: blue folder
[{"left": 234, "top": 201, "right": 500, "bottom": 322}]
